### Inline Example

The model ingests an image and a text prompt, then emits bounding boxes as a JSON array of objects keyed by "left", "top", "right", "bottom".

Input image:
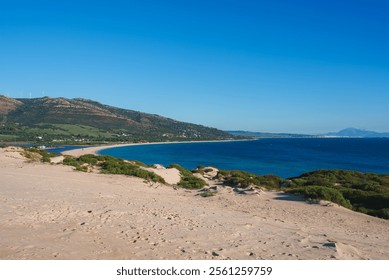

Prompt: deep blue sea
[{"left": 97, "top": 138, "right": 389, "bottom": 178}]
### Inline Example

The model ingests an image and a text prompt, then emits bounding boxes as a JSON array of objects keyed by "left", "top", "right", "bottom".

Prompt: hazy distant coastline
[{"left": 227, "top": 128, "right": 389, "bottom": 138}]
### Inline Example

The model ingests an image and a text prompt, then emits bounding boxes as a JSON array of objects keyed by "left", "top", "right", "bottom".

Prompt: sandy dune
[{"left": 0, "top": 147, "right": 388, "bottom": 260}]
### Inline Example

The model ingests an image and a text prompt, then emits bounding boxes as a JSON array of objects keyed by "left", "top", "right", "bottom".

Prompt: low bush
[
  {"left": 78, "top": 154, "right": 99, "bottom": 165},
  {"left": 199, "top": 191, "right": 216, "bottom": 197},
  {"left": 99, "top": 157, "right": 166, "bottom": 184},
  {"left": 168, "top": 164, "right": 207, "bottom": 189},
  {"left": 286, "top": 185, "right": 352, "bottom": 209},
  {"left": 63, "top": 156, "right": 80, "bottom": 167},
  {"left": 62, "top": 154, "right": 165, "bottom": 183},
  {"left": 218, "top": 169, "right": 282, "bottom": 190},
  {"left": 63, "top": 156, "right": 86, "bottom": 172},
  {"left": 371, "top": 208, "right": 389, "bottom": 219},
  {"left": 75, "top": 165, "right": 88, "bottom": 172},
  {"left": 23, "top": 147, "right": 59, "bottom": 163},
  {"left": 288, "top": 170, "right": 389, "bottom": 219},
  {"left": 131, "top": 160, "right": 148, "bottom": 167}
]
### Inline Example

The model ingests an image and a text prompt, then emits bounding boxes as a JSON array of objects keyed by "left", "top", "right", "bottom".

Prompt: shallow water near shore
[{"left": 97, "top": 138, "right": 389, "bottom": 178}]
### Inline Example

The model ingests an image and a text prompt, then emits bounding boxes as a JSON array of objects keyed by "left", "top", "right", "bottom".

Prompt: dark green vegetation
[
  {"left": 62, "top": 154, "right": 166, "bottom": 183},
  {"left": 287, "top": 170, "right": 389, "bottom": 219},
  {"left": 217, "top": 169, "right": 282, "bottom": 190},
  {"left": 216, "top": 169, "right": 389, "bottom": 219},
  {"left": 286, "top": 186, "right": 352, "bottom": 209},
  {"left": 168, "top": 164, "right": 207, "bottom": 189},
  {"left": 23, "top": 147, "right": 59, "bottom": 163},
  {"left": 199, "top": 190, "right": 217, "bottom": 197},
  {"left": 0, "top": 95, "right": 236, "bottom": 144},
  {"left": 62, "top": 154, "right": 208, "bottom": 189}
]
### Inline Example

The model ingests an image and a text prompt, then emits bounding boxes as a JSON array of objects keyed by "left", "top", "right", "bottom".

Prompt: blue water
[
  {"left": 46, "top": 145, "right": 89, "bottom": 154},
  {"left": 97, "top": 138, "right": 389, "bottom": 178}
]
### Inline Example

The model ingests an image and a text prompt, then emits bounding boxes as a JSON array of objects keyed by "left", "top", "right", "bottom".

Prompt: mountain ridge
[
  {"left": 0, "top": 95, "right": 235, "bottom": 143},
  {"left": 325, "top": 128, "right": 389, "bottom": 138},
  {"left": 227, "top": 128, "right": 389, "bottom": 138}
]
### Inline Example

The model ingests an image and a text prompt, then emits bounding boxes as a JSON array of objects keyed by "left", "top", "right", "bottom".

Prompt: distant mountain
[
  {"left": 0, "top": 95, "right": 235, "bottom": 143},
  {"left": 325, "top": 128, "right": 389, "bottom": 138},
  {"left": 227, "top": 130, "right": 313, "bottom": 138},
  {"left": 228, "top": 128, "right": 389, "bottom": 139}
]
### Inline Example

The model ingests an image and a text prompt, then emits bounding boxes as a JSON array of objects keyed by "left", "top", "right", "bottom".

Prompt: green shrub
[
  {"left": 131, "top": 160, "right": 147, "bottom": 167},
  {"left": 61, "top": 154, "right": 165, "bottom": 183},
  {"left": 192, "top": 168, "right": 205, "bottom": 175},
  {"left": 75, "top": 165, "right": 88, "bottom": 172},
  {"left": 63, "top": 156, "right": 79, "bottom": 167},
  {"left": 179, "top": 176, "right": 207, "bottom": 189},
  {"left": 23, "top": 147, "right": 59, "bottom": 162},
  {"left": 288, "top": 170, "right": 389, "bottom": 219},
  {"left": 62, "top": 156, "right": 84, "bottom": 171},
  {"left": 217, "top": 169, "right": 282, "bottom": 190},
  {"left": 286, "top": 186, "right": 352, "bottom": 209},
  {"left": 168, "top": 164, "right": 207, "bottom": 189},
  {"left": 217, "top": 169, "right": 230, "bottom": 176},
  {"left": 199, "top": 191, "right": 216, "bottom": 197},
  {"left": 373, "top": 208, "right": 389, "bottom": 219},
  {"left": 78, "top": 154, "right": 99, "bottom": 165},
  {"left": 41, "top": 155, "right": 51, "bottom": 163},
  {"left": 99, "top": 157, "right": 166, "bottom": 184}
]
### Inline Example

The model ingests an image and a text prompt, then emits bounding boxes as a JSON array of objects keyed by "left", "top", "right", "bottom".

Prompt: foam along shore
[{"left": 1, "top": 146, "right": 389, "bottom": 260}]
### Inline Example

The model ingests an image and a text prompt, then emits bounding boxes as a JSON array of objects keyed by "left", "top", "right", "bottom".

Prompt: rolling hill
[{"left": 0, "top": 95, "right": 235, "bottom": 143}]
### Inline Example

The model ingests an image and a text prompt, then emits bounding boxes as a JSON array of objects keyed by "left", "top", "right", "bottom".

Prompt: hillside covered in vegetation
[{"left": 0, "top": 95, "right": 236, "bottom": 143}]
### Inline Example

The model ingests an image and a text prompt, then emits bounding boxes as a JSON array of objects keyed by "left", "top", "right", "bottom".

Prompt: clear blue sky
[{"left": 1, "top": 0, "right": 388, "bottom": 134}]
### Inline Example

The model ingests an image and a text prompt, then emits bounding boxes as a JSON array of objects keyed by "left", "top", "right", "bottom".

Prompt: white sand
[
  {"left": 1, "top": 147, "right": 388, "bottom": 260},
  {"left": 61, "top": 139, "right": 249, "bottom": 157},
  {"left": 62, "top": 143, "right": 135, "bottom": 157},
  {"left": 142, "top": 164, "right": 181, "bottom": 185}
]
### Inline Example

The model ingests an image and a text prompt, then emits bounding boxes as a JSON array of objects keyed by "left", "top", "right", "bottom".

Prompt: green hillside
[{"left": 0, "top": 95, "right": 235, "bottom": 144}]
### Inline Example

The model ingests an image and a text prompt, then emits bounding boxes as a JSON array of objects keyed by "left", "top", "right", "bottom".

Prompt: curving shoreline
[
  {"left": 61, "top": 139, "right": 251, "bottom": 157},
  {"left": 61, "top": 138, "right": 389, "bottom": 179},
  {"left": 59, "top": 140, "right": 389, "bottom": 221}
]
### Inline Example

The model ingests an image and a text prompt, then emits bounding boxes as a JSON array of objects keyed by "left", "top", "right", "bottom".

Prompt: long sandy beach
[
  {"left": 61, "top": 140, "right": 248, "bottom": 157},
  {"left": 1, "top": 147, "right": 388, "bottom": 260},
  {"left": 62, "top": 142, "right": 141, "bottom": 157}
]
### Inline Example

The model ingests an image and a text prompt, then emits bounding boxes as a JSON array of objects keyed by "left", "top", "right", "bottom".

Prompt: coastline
[
  {"left": 60, "top": 138, "right": 389, "bottom": 179},
  {"left": 1, "top": 146, "right": 389, "bottom": 260},
  {"left": 61, "top": 139, "right": 253, "bottom": 157}
]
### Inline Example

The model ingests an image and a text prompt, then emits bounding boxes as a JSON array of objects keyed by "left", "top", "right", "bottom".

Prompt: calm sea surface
[{"left": 97, "top": 138, "right": 389, "bottom": 178}]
